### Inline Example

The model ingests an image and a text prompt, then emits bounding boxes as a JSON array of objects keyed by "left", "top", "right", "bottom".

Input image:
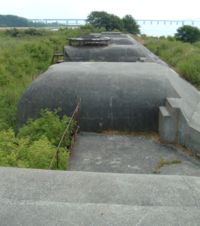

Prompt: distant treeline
[
  {"left": 0, "top": 15, "right": 58, "bottom": 27},
  {"left": 0, "top": 15, "right": 32, "bottom": 27}
]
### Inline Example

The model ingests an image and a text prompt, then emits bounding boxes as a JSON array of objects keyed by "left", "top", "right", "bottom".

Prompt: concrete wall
[
  {"left": 64, "top": 45, "right": 156, "bottom": 62},
  {"left": 17, "top": 62, "right": 178, "bottom": 132},
  {"left": 159, "top": 98, "right": 200, "bottom": 154}
]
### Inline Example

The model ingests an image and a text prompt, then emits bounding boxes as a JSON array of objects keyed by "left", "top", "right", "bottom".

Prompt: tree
[
  {"left": 122, "top": 15, "right": 140, "bottom": 34},
  {"left": 0, "top": 15, "right": 31, "bottom": 27},
  {"left": 87, "top": 11, "right": 123, "bottom": 31},
  {"left": 175, "top": 25, "right": 200, "bottom": 43}
]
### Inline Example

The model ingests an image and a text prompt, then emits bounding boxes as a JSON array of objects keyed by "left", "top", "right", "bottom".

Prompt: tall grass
[
  {"left": 0, "top": 27, "right": 93, "bottom": 130},
  {"left": 142, "top": 36, "right": 200, "bottom": 89},
  {"left": 0, "top": 27, "right": 94, "bottom": 169}
]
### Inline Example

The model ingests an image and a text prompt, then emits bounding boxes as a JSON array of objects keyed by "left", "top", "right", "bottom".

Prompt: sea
[{"left": 137, "top": 20, "right": 200, "bottom": 37}]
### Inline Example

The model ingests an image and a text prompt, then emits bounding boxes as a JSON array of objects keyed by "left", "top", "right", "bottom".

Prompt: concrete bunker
[
  {"left": 17, "top": 35, "right": 200, "bottom": 154},
  {"left": 17, "top": 62, "right": 177, "bottom": 131},
  {"left": 64, "top": 33, "right": 163, "bottom": 63}
]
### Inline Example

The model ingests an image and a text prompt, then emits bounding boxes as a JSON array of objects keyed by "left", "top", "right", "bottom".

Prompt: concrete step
[
  {"left": 1, "top": 201, "right": 200, "bottom": 226},
  {"left": 1, "top": 167, "right": 200, "bottom": 207},
  {"left": 165, "top": 97, "right": 181, "bottom": 114},
  {"left": 159, "top": 106, "right": 171, "bottom": 118},
  {"left": 159, "top": 106, "right": 176, "bottom": 142}
]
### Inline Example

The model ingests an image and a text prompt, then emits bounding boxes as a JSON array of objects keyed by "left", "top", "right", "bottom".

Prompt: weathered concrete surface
[
  {"left": 69, "top": 132, "right": 200, "bottom": 175},
  {"left": 65, "top": 32, "right": 165, "bottom": 64},
  {"left": 64, "top": 44, "right": 156, "bottom": 62},
  {"left": 1, "top": 167, "right": 200, "bottom": 225},
  {"left": 91, "top": 32, "right": 137, "bottom": 45},
  {"left": 1, "top": 167, "right": 200, "bottom": 207},
  {"left": 1, "top": 203, "right": 200, "bottom": 226},
  {"left": 17, "top": 62, "right": 178, "bottom": 132},
  {"left": 159, "top": 96, "right": 200, "bottom": 154},
  {"left": 17, "top": 35, "right": 200, "bottom": 153}
]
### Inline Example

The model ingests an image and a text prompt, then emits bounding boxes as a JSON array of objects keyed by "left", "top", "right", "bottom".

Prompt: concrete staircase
[
  {"left": 159, "top": 97, "right": 200, "bottom": 153},
  {"left": 1, "top": 167, "right": 200, "bottom": 225}
]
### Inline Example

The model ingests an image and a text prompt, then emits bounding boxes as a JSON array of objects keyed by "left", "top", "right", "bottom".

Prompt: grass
[
  {"left": 141, "top": 36, "right": 200, "bottom": 89},
  {"left": 0, "top": 26, "right": 95, "bottom": 169},
  {"left": 153, "top": 158, "right": 182, "bottom": 174},
  {"left": 0, "top": 27, "right": 94, "bottom": 130}
]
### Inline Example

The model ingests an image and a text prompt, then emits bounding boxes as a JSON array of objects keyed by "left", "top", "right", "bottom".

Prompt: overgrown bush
[
  {"left": 0, "top": 110, "right": 75, "bottom": 170},
  {"left": 122, "top": 15, "right": 140, "bottom": 34},
  {"left": 6, "top": 28, "right": 45, "bottom": 37},
  {"left": 0, "top": 27, "right": 92, "bottom": 170},
  {"left": 0, "top": 27, "right": 93, "bottom": 130},
  {"left": 18, "top": 110, "right": 76, "bottom": 147},
  {"left": 175, "top": 25, "right": 200, "bottom": 43}
]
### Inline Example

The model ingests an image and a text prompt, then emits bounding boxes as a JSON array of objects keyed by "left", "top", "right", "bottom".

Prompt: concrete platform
[
  {"left": 0, "top": 168, "right": 200, "bottom": 225},
  {"left": 2, "top": 203, "right": 200, "bottom": 226},
  {"left": 2, "top": 168, "right": 200, "bottom": 206},
  {"left": 69, "top": 132, "right": 200, "bottom": 176}
]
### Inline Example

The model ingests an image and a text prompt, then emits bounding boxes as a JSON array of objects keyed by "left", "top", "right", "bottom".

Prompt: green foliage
[
  {"left": 6, "top": 28, "right": 45, "bottom": 37},
  {"left": 87, "top": 11, "right": 123, "bottom": 31},
  {"left": 143, "top": 36, "right": 200, "bottom": 89},
  {"left": 0, "top": 27, "right": 92, "bottom": 130},
  {"left": 122, "top": 15, "right": 140, "bottom": 34},
  {"left": 177, "top": 54, "right": 200, "bottom": 86},
  {"left": 25, "top": 137, "right": 69, "bottom": 170},
  {"left": 18, "top": 110, "right": 76, "bottom": 147},
  {"left": 0, "top": 110, "right": 74, "bottom": 170},
  {"left": 0, "top": 27, "right": 94, "bottom": 170},
  {"left": 87, "top": 11, "right": 140, "bottom": 33},
  {"left": 80, "top": 24, "right": 106, "bottom": 33},
  {"left": 175, "top": 25, "right": 200, "bottom": 43}
]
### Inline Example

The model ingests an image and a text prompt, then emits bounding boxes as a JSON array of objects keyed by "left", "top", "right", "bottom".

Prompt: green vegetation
[
  {"left": 175, "top": 25, "right": 200, "bottom": 43},
  {"left": 0, "top": 15, "right": 31, "bottom": 27},
  {"left": 153, "top": 158, "right": 182, "bottom": 174},
  {"left": 0, "top": 110, "right": 76, "bottom": 170},
  {"left": 0, "top": 27, "right": 92, "bottom": 169},
  {"left": 142, "top": 36, "right": 200, "bottom": 89},
  {"left": 87, "top": 11, "right": 140, "bottom": 34},
  {"left": 122, "top": 15, "right": 140, "bottom": 34}
]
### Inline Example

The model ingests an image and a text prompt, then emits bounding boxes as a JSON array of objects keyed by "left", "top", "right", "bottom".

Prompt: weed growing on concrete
[{"left": 153, "top": 158, "right": 182, "bottom": 174}]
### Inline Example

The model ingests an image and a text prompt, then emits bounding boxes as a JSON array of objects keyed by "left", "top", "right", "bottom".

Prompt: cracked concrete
[{"left": 69, "top": 132, "right": 200, "bottom": 176}]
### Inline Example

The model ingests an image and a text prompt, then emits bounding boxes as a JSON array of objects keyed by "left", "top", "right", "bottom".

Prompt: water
[
  {"left": 30, "top": 19, "right": 200, "bottom": 37},
  {"left": 137, "top": 20, "right": 200, "bottom": 37}
]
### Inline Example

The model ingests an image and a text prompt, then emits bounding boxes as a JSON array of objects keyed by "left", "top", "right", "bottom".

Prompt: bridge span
[{"left": 30, "top": 18, "right": 200, "bottom": 27}]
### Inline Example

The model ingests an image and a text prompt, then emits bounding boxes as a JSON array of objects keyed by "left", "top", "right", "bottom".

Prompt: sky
[{"left": 1, "top": 0, "right": 200, "bottom": 20}]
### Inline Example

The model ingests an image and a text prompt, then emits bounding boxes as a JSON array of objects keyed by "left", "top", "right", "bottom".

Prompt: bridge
[{"left": 30, "top": 18, "right": 200, "bottom": 27}]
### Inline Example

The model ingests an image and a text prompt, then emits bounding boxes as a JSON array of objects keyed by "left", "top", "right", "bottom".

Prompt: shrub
[
  {"left": 0, "top": 28, "right": 92, "bottom": 169},
  {"left": 0, "top": 129, "right": 29, "bottom": 167},
  {"left": 0, "top": 110, "right": 75, "bottom": 170},
  {"left": 18, "top": 109, "right": 76, "bottom": 148},
  {"left": 87, "top": 11, "right": 123, "bottom": 31},
  {"left": 122, "top": 15, "right": 140, "bottom": 34},
  {"left": 25, "top": 137, "right": 68, "bottom": 169},
  {"left": 175, "top": 25, "right": 200, "bottom": 43}
]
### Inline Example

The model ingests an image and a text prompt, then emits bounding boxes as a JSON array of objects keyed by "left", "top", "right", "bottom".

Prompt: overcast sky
[{"left": 1, "top": 0, "right": 200, "bottom": 20}]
